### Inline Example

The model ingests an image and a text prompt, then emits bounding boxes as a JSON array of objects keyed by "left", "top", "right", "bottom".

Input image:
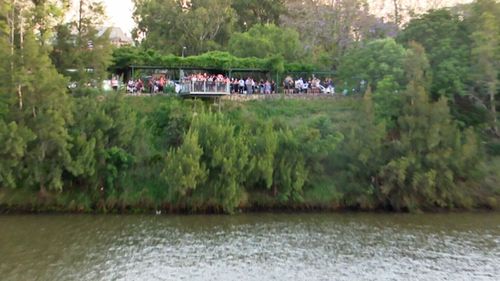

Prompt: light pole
[{"left": 180, "top": 47, "right": 187, "bottom": 81}]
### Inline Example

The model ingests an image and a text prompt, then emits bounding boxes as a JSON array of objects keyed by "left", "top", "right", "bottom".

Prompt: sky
[{"left": 102, "top": 0, "right": 135, "bottom": 36}]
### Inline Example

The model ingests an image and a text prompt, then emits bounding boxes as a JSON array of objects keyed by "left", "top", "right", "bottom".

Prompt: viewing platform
[
  {"left": 177, "top": 80, "right": 341, "bottom": 101},
  {"left": 178, "top": 80, "right": 231, "bottom": 98}
]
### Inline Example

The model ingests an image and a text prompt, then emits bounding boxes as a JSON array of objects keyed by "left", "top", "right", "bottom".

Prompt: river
[{"left": 0, "top": 213, "right": 499, "bottom": 280}]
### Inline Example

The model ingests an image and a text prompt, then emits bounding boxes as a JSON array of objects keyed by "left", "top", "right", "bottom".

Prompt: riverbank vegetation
[{"left": 0, "top": 0, "right": 499, "bottom": 213}]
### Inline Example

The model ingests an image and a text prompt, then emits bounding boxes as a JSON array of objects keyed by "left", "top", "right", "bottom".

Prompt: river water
[{"left": 0, "top": 213, "right": 499, "bottom": 281}]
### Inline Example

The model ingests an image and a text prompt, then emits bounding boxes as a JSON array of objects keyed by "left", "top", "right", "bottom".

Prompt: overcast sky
[{"left": 102, "top": 0, "right": 135, "bottom": 36}]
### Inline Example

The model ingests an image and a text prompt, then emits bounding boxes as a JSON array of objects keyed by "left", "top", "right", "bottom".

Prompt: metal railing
[{"left": 180, "top": 80, "right": 231, "bottom": 94}]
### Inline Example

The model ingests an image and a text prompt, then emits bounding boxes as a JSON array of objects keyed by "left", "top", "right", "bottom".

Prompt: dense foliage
[
  {"left": 110, "top": 48, "right": 313, "bottom": 77},
  {"left": 0, "top": 0, "right": 499, "bottom": 214}
]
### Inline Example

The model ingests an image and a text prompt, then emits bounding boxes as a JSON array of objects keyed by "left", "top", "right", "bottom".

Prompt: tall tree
[
  {"left": 397, "top": 9, "right": 471, "bottom": 99},
  {"left": 16, "top": 33, "right": 73, "bottom": 194},
  {"left": 191, "top": 112, "right": 250, "bottom": 213},
  {"left": 133, "top": 0, "right": 236, "bottom": 55},
  {"left": 51, "top": 0, "right": 112, "bottom": 84},
  {"left": 338, "top": 38, "right": 407, "bottom": 92},
  {"left": 379, "top": 44, "right": 481, "bottom": 211},
  {"left": 228, "top": 24, "right": 303, "bottom": 62},
  {"left": 231, "top": 0, "right": 285, "bottom": 31},
  {"left": 332, "top": 87, "right": 386, "bottom": 208},
  {"left": 30, "top": 0, "right": 69, "bottom": 46},
  {"left": 281, "top": 0, "right": 396, "bottom": 68},
  {"left": 0, "top": 1, "right": 74, "bottom": 193},
  {"left": 469, "top": 0, "right": 500, "bottom": 136},
  {"left": 162, "top": 128, "right": 206, "bottom": 202},
  {"left": 0, "top": 121, "right": 35, "bottom": 189}
]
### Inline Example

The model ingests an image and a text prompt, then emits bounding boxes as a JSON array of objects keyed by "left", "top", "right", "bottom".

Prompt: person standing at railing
[
  {"left": 232, "top": 78, "right": 239, "bottom": 94},
  {"left": 245, "top": 77, "right": 253, "bottom": 95},
  {"left": 264, "top": 80, "right": 271, "bottom": 95},
  {"left": 224, "top": 77, "right": 231, "bottom": 93},
  {"left": 239, "top": 78, "right": 245, "bottom": 94}
]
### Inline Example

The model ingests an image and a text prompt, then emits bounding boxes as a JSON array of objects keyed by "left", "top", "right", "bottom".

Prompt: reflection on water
[{"left": 0, "top": 213, "right": 499, "bottom": 280}]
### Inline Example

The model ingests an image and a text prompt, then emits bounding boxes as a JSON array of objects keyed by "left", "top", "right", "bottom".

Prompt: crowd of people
[
  {"left": 182, "top": 73, "right": 277, "bottom": 94},
  {"left": 123, "top": 72, "right": 337, "bottom": 95},
  {"left": 183, "top": 73, "right": 231, "bottom": 92},
  {"left": 283, "top": 76, "right": 335, "bottom": 94},
  {"left": 127, "top": 76, "right": 171, "bottom": 94},
  {"left": 182, "top": 73, "right": 333, "bottom": 95}
]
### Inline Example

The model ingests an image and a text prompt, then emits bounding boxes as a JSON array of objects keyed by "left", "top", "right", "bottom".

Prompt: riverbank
[
  {"left": 1, "top": 187, "right": 498, "bottom": 215},
  {"left": 1, "top": 96, "right": 499, "bottom": 214}
]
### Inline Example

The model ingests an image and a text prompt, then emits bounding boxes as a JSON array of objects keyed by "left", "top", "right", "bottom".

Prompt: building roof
[{"left": 99, "top": 26, "right": 133, "bottom": 44}]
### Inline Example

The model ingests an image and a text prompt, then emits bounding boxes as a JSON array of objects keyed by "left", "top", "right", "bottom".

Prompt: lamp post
[{"left": 180, "top": 47, "right": 187, "bottom": 82}]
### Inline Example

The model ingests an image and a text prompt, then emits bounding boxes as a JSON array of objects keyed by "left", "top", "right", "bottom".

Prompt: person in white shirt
[
  {"left": 239, "top": 78, "right": 245, "bottom": 94},
  {"left": 245, "top": 78, "right": 253, "bottom": 95},
  {"left": 302, "top": 81, "right": 309, "bottom": 93}
]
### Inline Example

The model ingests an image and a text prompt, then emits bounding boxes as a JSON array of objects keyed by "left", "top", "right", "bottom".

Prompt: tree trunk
[
  {"left": 393, "top": 0, "right": 400, "bottom": 26},
  {"left": 490, "top": 86, "right": 498, "bottom": 136},
  {"left": 18, "top": 1, "right": 24, "bottom": 110},
  {"left": 78, "top": 0, "right": 83, "bottom": 34},
  {"left": 10, "top": 0, "right": 15, "bottom": 64}
]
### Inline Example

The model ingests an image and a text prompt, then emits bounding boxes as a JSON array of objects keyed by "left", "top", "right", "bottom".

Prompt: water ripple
[{"left": 0, "top": 213, "right": 499, "bottom": 281}]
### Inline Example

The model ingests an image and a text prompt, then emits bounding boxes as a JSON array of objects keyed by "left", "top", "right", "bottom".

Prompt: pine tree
[
  {"left": 246, "top": 121, "right": 278, "bottom": 190},
  {"left": 67, "top": 94, "right": 139, "bottom": 194},
  {"left": 162, "top": 129, "right": 206, "bottom": 202},
  {"left": 379, "top": 43, "right": 482, "bottom": 211},
  {"left": 0, "top": 2, "right": 73, "bottom": 193},
  {"left": 272, "top": 128, "right": 307, "bottom": 202},
  {"left": 15, "top": 33, "right": 74, "bottom": 193},
  {"left": 0, "top": 121, "right": 34, "bottom": 188},
  {"left": 332, "top": 86, "right": 386, "bottom": 209},
  {"left": 192, "top": 112, "right": 250, "bottom": 213}
]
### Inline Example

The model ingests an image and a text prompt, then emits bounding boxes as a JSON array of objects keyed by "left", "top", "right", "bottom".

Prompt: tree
[
  {"left": 469, "top": 0, "right": 500, "bottom": 136},
  {"left": 397, "top": 9, "right": 471, "bottom": 99},
  {"left": 338, "top": 38, "right": 407, "bottom": 92},
  {"left": 51, "top": 0, "right": 112, "bottom": 83},
  {"left": 191, "top": 112, "right": 250, "bottom": 213},
  {"left": 378, "top": 44, "right": 481, "bottom": 211},
  {"left": 0, "top": 0, "right": 12, "bottom": 117},
  {"left": 281, "top": 0, "right": 396, "bottom": 69},
  {"left": 246, "top": 121, "right": 278, "bottom": 190},
  {"left": 372, "top": 41, "right": 431, "bottom": 127},
  {"left": 133, "top": 0, "right": 236, "bottom": 55},
  {"left": 0, "top": 121, "right": 34, "bottom": 188},
  {"left": 0, "top": 2, "right": 74, "bottom": 193},
  {"left": 228, "top": 24, "right": 303, "bottom": 61},
  {"left": 14, "top": 33, "right": 74, "bottom": 193},
  {"left": 332, "top": 87, "right": 386, "bottom": 208},
  {"left": 231, "top": 0, "right": 285, "bottom": 31},
  {"left": 67, "top": 94, "right": 139, "bottom": 194},
  {"left": 272, "top": 128, "right": 308, "bottom": 202},
  {"left": 29, "top": 0, "right": 69, "bottom": 46},
  {"left": 162, "top": 129, "right": 206, "bottom": 202}
]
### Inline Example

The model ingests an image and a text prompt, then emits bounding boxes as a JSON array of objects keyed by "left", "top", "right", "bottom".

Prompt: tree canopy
[{"left": 228, "top": 24, "right": 303, "bottom": 62}]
